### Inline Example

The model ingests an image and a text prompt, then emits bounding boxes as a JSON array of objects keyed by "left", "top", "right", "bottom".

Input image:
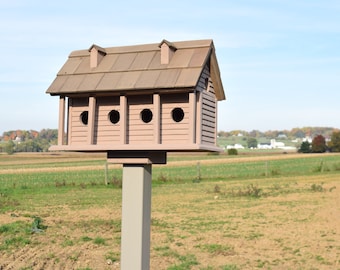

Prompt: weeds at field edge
[{"left": 209, "top": 181, "right": 337, "bottom": 200}]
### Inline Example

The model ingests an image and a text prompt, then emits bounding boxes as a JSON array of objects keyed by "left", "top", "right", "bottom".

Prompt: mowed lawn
[{"left": 0, "top": 152, "right": 340, "bottom": 269}]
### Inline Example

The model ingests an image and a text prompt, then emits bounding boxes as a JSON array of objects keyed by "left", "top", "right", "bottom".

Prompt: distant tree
[
  {"left": 298, "top": 141, "right": 311, "bottom": 153},
  {"left": 230, "top": 130, "right": 244, "bottom": 136},
  {"left": 247, "top": 137, "right": 258, "bottom": 148},
  {"left": 264, "top": 130, "right": 278, "bottom": 138},
  {"left": 249, "top": 130, "right": 263, "bottom": 138},
  {"left": 5, "top": 140, "right": 15, "bottom": 155},
  {"left": 39, "top": 129, "right": 58, "bottom": 141},
  {"left": 291, "top": 128, "right": 306, "bottom": 139},
  {"left": 227, "top": 148, "right": 238, "bottom": 155},
  {"left": 311, "top": 135, "right": 327, "bottom": 153},
  {"left": 328, "top": 131, "right": 340, "bottom": 152},
  {"left": 217, "top": 131, "right": 229, "bottom": 137}
]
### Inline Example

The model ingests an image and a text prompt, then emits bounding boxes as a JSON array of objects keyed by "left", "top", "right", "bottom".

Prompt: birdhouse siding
[
  {"left": 201, "top": 91, "right": 216, "bottom": 145},
  {"left": 195, "top": 64, "right": 217, "bottom": 145},
  {"left": 94, "top": 97, "right": 120, "bottom": 144},
  {"left": 69, "top": 98, "right": 88, "bottom": 145},
  {"left": 161, "top": 94, "right": 189, "bottom": 144},
  {"left": 127, "top": 95, "right": 154, "bottom": 144}
]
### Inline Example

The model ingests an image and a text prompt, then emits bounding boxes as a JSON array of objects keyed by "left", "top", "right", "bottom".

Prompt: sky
[{"left": 1, "top": 0, "right": 339, "bottom": 134}]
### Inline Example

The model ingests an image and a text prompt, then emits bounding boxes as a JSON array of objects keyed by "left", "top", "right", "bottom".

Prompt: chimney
[
  {"left": 159, "top": 39, "right": 177, "bottom": 65},
  {"left": 88, "top": 44, "right": 106, "bottom": 68}
]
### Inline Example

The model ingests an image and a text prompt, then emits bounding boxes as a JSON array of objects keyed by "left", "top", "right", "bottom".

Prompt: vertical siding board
[
  {"left": 120, "top": 95, "right": 127, "bottom": 144},
  {"left": 67, "top": 98, "right": 72, "bottom": 145},
  {"left": 188, "top": 92, "right": 196, "bottom": 144},
  {"left": 196, "top": 92, "right": 202, "bottom": 144},
  {"left": 214, "top": 100, "right": 218, "bottom": 145},
  {"left": 87, "top": 96, "right": 96, "bottom": 144},
  {"left": 153, "top": 93, "right": 161, "bottom": 144},
  {"left": 58, "top": 96, "right": 65, "bottom": 146}
]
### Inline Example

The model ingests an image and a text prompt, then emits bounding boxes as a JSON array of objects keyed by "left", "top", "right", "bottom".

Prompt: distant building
[
  {"left": 226, "top": 144, "right": 244, "bottom": 149},
  {"left": 303, "top": 136, "right": 312, "bottom": 143},
  {"left": 257, "top": 143, "right": 272, "bottom": 149},
  {"left": 270, "top": 139, "right": 285, "bottom": 148}
]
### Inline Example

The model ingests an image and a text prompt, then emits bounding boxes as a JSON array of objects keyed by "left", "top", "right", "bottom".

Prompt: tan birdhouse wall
[
  {"left": 64, "top": 85, "right": 216, "bottom": 150},
  {"left": 94, "top": 96, "right": 121, "bottom": 144}
]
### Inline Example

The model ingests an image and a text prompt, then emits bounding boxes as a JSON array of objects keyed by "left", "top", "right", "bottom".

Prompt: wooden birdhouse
[{"left": 46, "top": 39, "right": 226, "bottom": 163}]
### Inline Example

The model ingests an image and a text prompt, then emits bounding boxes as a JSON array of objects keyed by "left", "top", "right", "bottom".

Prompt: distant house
[
  {"left": 226, "top": 143, "right": 244, "bottom": 149},
  {"left": 303, "top": 136, "right": 313, "bottom": 143},
  {"left": 270, "top": 139, "right": 285, "bottom": 148},
  {"left": 277, "top": 134, "right": 287, "bottom": 139},
  {"left": 257, "top": 143, "right": 272, "bottom": 149}
]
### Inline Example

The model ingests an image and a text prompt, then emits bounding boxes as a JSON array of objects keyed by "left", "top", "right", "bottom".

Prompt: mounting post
[{"left": 120, "top": 163, "right": 152, "bottom": 270}]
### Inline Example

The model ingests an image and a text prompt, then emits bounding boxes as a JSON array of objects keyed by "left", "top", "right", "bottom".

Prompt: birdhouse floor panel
[{"left": 49, "top": 143, "right": 222, "bottom": 153}]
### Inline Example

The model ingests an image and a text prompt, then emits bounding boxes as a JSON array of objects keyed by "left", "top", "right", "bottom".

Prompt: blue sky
[{"left": 1, "top": 0, "right": 339, "bottom": 134}]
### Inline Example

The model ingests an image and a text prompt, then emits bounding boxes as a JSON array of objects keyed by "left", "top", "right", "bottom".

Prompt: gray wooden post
[{"left": 121, "top": 164, "right": 152, "bottom": 270}]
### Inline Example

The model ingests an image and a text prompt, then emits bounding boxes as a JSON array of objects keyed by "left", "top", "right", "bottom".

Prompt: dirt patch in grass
[{"left": 1, "top": 173, "right": 339, "bottom": 269}]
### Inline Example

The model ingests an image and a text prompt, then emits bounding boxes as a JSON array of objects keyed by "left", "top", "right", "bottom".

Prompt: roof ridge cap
[
  {"left": 88, "top": 44, "right": 106, "bottom": 54},
  {"left": 158, "top": 39, "right": 177, "bottom": 50}
]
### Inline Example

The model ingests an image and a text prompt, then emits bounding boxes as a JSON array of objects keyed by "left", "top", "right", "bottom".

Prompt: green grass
[
  {"left": 195, "top": 243, "right": 235, "bottom": 255},
  {"left": 0, "top": 221, "right": 31, "bottom": 251},
  {"left": 93, "top": 237, "right": 107, "bottom": 245},
  {"left": 167, "top": 253, "right": 199, "bottom": 270},
  {"left": 2, "top": 153, "right": 340, "bottom": 190}
]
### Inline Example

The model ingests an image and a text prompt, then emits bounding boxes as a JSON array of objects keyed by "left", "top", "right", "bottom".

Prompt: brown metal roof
[{"left": 46, "top": 39, "right": 225, "bottom": 100}]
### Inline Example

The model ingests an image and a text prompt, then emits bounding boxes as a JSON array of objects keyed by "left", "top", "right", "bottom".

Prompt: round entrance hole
[
  {"left": 171, "top": 107, "right": 185, "bottom": 122},
  {"left": 80, "top": 111, "right": 88, "bottom": 125},
  {"left": 109, "top": 110, "right": 120, "bottom": 124},
  {"left": 140, "top": 109, "right": 153, "bottom": 123}
]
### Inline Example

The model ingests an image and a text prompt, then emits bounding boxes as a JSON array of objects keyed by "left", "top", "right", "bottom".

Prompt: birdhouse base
[
  {"left": 107, "top": 150, "right": 167, "bottom": 164},
  {"left": 49, "top": 143, "right": 223, "bottom": 155}
]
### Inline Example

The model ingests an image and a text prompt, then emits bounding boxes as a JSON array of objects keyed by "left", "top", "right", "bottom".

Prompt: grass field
[{"left": 0, "top": 151, "right": 340, "bottom": 269}]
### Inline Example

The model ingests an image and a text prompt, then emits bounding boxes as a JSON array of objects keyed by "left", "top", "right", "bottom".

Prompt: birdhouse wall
[
  {"left": 201, "top": 90, "right": 217, "bottom": 145},
  {"left": 127, "top": 95, "right": 154, "bottom": 144},
  {"left": 196, "top": 64, "right": 217, "bottom": 146},
  {"left": 94, "top": 96, "right": 120, "bottom": 145},
  {"left": 160, "top": 93, "right": 189, "bottom": 144},
  {"left": 68, "top": 97, "right": 88, "bottom": 145},
  {"left": 66, "top": 91, "right": 196, "bottom": 149},
  {"left": 66, "top": 89, "right": 216, "bottom": 151}
]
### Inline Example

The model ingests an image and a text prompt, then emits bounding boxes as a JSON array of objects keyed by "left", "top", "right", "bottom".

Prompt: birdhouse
[{"left": 46, "top": 39, "right": 225, "bottom": 163}]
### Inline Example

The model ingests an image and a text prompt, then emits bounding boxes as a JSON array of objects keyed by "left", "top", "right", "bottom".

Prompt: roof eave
[
  {"left": 46, "top": 86, "right": 197, "bottom": 97},
  {"left": 210, "top": 49, "right": 226, "bottom": 101}
]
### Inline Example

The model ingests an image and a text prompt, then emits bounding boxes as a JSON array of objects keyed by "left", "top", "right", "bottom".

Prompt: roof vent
[
  {"left": 159, "top": 39, "right": 177, "bottom": 65},
  {"left": 88, "top": 44, "right": 106, "bottom": 68}
]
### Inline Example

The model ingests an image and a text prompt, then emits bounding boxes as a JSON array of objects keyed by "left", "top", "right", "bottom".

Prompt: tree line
[
  {"left": 298, "top": 133, "right": 340, "bottom": 153},
  {"left": 0, "top": 129, "right": 58, "bottom": 154},
  {"left": 1, "top": 127, "right": 340, "bottom": 154},
  {"left": 218, "top": 127, "right": 338, "bottom": 139}
]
